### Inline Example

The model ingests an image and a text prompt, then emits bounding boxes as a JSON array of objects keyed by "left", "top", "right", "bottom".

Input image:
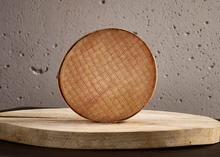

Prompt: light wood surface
[
  {"left": 57, "top": 28, "right": 157, "bottom": 122},
  {"left": 0, "top": 108, "right": 219, "bottom": 149}
]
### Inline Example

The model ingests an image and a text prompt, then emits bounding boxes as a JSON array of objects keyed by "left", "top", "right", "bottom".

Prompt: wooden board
[
  {"left": 0, "top": 108, "right": 219, "bottom": 149},
  {"left": 57, "top": 28, "right": 157, "bottom": 122}
]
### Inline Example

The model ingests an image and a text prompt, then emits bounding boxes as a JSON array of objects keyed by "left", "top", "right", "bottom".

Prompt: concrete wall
[{"left": 0, "top": 0, "right": 219, "bottom": 118}]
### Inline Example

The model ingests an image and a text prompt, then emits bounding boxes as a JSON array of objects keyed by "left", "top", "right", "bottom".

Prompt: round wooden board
[
  {"left": 0, "top": 108, "right": 219, "bottom": 149},
  {"left": 58, "top": 28, "right": 157, "bottom": 122}
]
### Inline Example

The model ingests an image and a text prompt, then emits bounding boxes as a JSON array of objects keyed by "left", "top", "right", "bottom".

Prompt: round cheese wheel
[{"left": 58, "top": 28, "right": 157, "bottom": 122}]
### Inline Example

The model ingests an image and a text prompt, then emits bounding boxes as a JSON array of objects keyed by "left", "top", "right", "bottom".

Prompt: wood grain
[
  {"left": 0, "top": 108, "right": 219, "bottom": 149},
  {"left": 57, "top": 28, "right": 157, "bottom": 122}
]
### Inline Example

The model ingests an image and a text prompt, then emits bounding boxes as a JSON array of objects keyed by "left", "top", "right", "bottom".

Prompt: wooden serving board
[{"left": 0, "top": 108, "right": 219, "bottom": 149}]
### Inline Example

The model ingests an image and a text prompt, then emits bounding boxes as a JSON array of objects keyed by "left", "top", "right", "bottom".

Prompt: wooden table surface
[
  {"left": 0, "top": 108, "right": 219, "bottom": 157},
  {"left": 0, "top": 140, "right": 220, "bottom": 157}
]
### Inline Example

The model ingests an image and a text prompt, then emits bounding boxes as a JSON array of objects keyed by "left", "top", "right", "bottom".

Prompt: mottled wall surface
[{"left": 0, "top": 0, "right": 220, "bottom": 118}]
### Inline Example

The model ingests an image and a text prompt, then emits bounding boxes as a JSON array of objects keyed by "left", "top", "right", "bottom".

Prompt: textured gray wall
[{"left": 0, "top": 0, "right": 220, "bottom": 118}]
